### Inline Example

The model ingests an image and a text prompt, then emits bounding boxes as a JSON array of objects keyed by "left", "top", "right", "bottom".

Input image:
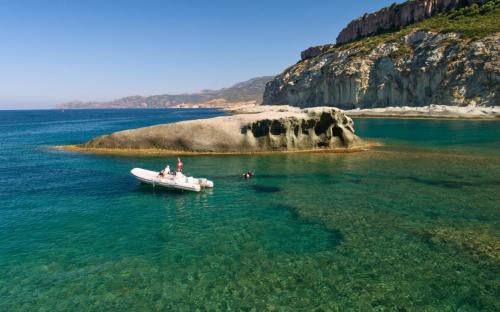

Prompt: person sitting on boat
[{"left": 158, "top": 165, "right": 171, "bottom": 178}]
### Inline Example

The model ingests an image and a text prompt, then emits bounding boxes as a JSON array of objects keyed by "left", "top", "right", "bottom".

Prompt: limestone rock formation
[
  {"left": 81, "top": 107, "right": 361, "bottom": 153},
  {"left": 301, "top": 45, "right": 335, "bottom": 61},
  {"left": 336, "top": 0, "right": 487, "bottom": 45},
  {"left": 264, "top": 31, "right": 499, "bottom": 108},
  {"left": 266, "top": 0, "right": 499, "bottom": 109}
]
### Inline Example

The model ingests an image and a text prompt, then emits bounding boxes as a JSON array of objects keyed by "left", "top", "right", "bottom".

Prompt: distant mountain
[{"left": 57, "top": 76, "right": 274, "bottom": 109}]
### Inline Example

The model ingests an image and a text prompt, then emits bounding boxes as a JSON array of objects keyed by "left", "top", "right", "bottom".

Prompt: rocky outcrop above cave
[
  {"left": 81, "top": 107, "right": 362, "bottom": 153},
  {"left": 336, "top": 0, "right": 486, "bottom": 45},
  {"left": 264, "top": 31, "right": 499, "bottom": 108}
]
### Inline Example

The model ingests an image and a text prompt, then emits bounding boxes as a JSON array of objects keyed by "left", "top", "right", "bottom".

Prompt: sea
[{"left": 0, "top": 109, "right": 499, "bottom": 311}]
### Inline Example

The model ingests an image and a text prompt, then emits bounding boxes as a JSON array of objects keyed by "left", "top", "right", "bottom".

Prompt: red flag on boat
[{"left": 177, "top": 157, "right": 183, "bottom": 172}]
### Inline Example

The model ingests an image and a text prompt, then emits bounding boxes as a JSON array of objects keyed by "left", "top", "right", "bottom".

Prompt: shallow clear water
[{"left": 0, "top": 109, "right": 499, "bottom": 310}]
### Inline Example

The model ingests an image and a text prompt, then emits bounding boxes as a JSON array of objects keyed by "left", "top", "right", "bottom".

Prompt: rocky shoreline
[
  {"left": 225, "top": 104, "right": 500, "bottom": 119},
  {"left": 344, "top": 105, "right": 500, "bottom": 119}
]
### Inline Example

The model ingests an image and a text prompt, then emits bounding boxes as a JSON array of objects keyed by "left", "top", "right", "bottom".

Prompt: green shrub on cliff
[
  {"left": 449, "top": 0, "right": 500, "bottom": 19},
  {"left": 425, "top": 0, "right": 500, "bottom": 39},
  {"left": 388, "top": 44, "right": 413, "bottom": 61}
]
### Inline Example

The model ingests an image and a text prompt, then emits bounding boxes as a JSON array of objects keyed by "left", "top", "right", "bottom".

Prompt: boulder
[{"left": 81, "top": 107, "right": 362, "bottom": 153}]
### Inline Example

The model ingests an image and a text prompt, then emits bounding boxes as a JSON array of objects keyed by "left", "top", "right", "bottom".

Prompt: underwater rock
[{"left": 424, "top": 228, "right": 500, "bottom": 263}]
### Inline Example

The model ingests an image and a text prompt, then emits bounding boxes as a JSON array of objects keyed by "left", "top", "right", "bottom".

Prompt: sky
[{"left": 0, "top": 0, "right": 399, "bottom": 109}]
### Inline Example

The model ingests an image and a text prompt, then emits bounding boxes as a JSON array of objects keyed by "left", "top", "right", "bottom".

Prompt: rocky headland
[
  {"left": 264, "top": 0, "right": 499, "bottom": 109},
  {"left": 60, "top": 107, "right": 364, "bottom": 155}
]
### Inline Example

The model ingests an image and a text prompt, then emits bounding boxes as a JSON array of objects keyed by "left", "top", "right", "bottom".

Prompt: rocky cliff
[
  {"left": 78, "top": 107, "right": 361, "bottom": 153},
  {"left": 337, "top": 0, "right": 487, "bottom": 45},
  {"left": 264, "top": 1, "right": 499, "bottom": 108}
]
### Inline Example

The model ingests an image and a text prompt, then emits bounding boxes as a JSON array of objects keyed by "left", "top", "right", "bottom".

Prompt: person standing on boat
[{"left": 177, "top": 158, "right": 183, "bottom": 172}]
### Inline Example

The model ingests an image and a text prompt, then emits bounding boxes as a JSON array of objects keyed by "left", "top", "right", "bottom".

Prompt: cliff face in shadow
[{"left": 81, "top": 107, "right": 362, "bottom": 153}]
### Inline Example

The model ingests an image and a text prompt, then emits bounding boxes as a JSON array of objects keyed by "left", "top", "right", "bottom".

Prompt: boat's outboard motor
[{"left": 198, "top": 178, "right": 214, "bottom": 188}]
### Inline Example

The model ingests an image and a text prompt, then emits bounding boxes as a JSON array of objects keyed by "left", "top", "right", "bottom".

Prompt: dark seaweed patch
[
  {"left": 251, "top": 174, "right": 292, "bottom": 179},
  {"left": 271, "top": 203, "right": 302, "bottom": 221},
  {"left": 252, "top": 185, "right": 281, "bottom": 193},
  {"left": 270, "top": 203, "right": 344, "bottom": 250},
  {"left": 326, "top": 228, "right": 344, "bottom": 246},
  {"left": 425, "top": 211, "right": 441, "bottom": 219},
  {"left": 402, "top": 176, "right": 497, "bottom": 189}
]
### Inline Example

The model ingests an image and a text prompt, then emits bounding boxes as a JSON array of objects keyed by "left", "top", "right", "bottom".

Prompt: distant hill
[{"left": 57, "top": 76, "right": 274, "bottom": 109}]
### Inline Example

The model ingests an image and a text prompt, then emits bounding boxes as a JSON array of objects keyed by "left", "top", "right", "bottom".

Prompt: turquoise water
[{"left": 0, "top": 109, "right": 499, "bottom": 311}]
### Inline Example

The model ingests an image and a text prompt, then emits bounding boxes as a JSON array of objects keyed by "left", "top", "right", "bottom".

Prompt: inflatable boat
[{"left": 130, "top": 168, "right": 214, "bottom": 192}]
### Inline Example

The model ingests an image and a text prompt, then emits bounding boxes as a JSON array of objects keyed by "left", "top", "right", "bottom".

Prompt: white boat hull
[{"left": 130, "top": 168, "right": 213, "bottom": 192}]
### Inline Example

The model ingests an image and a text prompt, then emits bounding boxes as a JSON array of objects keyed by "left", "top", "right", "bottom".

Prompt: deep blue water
[{"left": 0, "top": 109, "right": 499, "bottom": 310}]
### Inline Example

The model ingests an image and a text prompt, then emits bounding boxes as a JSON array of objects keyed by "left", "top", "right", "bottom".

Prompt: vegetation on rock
[
  {"left": 332, "top": 0, "right": 500, "bottom": 56},
  {"left": 264, "top": 0, "right": 499, "bottom": 108}
]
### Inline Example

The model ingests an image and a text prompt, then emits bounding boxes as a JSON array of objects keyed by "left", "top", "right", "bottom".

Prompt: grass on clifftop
[{"left": 330, "top": 0, "right": 500, "bottom": 55}]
